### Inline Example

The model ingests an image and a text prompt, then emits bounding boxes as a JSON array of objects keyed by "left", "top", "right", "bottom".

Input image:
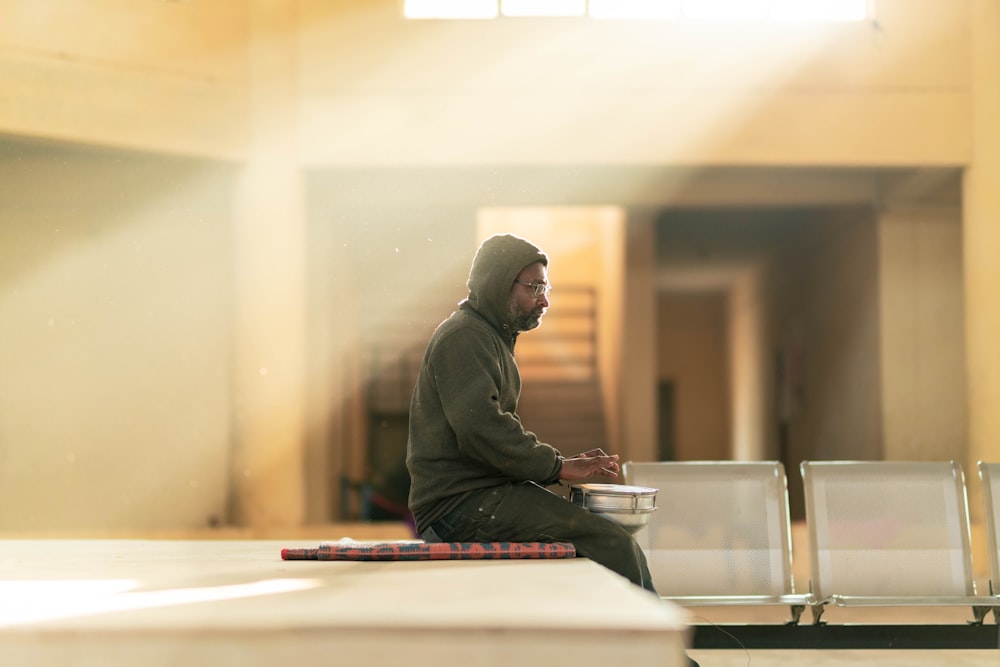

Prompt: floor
[
  {"left": 688, "top": 649, "right": 995, "bottom": 666},
  {"left": 687, "top": 605, "right": 999, "bottom": 666}
]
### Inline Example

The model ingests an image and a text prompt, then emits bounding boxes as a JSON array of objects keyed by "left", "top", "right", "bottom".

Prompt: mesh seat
[
  {"left": 623, "top": 461, "right": 810, "bottom": 623},
  {"left": 800, "top": 460, "right": 1000, "bottom": 624},
  {"left": 978, "top": 462, "right": 1000, "bottom": 601}
]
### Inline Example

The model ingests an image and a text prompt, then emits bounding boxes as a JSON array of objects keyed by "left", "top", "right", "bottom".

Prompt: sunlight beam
[{"left": 0, "top": 578, "right": 320, "bottom": 628}]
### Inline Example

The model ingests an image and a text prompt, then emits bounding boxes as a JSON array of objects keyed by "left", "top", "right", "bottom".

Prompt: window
[
  {"left": 589, "top": 0, "right": 681, "bottom": 19},
  {"left": 403, "top": 0, "right": 869, "bottom": 21},
  {"left": 502, "top": 0, "right": 586, "bottom": 17},
  {"left": 403, "top": 0, "right": 497, "bottom": 19}
]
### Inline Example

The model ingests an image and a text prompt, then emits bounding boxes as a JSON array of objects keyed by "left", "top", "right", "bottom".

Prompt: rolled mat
[{"left": 281, "top": 540, "right": 576, "bottom": 561}]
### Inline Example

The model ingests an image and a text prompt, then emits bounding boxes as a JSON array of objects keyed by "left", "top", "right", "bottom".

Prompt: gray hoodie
[{"left": 406, "top": 234, "right": 563, "bottom": 535}]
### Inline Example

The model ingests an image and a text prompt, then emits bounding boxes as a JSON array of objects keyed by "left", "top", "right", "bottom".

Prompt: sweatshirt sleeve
[{"left": 430, "top": 326, "right": 562, "bottom": 483}]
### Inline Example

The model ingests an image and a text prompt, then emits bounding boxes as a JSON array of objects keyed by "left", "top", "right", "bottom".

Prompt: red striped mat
[{"left": 281, "top": 540, "right": 576, "bottom": 561}]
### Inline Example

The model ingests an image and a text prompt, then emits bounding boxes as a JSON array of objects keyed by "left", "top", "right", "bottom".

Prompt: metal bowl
[{"left": 569, "top": 483, "right": 658, "bottom": 535}]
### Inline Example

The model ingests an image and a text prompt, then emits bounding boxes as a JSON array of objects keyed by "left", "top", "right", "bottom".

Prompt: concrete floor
[
  {"left": 688, "top": 649, "right": 996, "bottom": 666},
  {"left": 687, "top": 604, "right": 999, "bottom": 666}
]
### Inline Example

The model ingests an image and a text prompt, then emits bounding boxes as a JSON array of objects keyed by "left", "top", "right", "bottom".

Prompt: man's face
[{"left": 507, "top": 262, "right": 550, "bottom": 332}]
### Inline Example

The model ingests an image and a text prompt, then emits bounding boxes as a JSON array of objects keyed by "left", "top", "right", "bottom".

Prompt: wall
[
  {"left": 305, "top": 187, "right": 479, "bottom": 519},
  {"left": 879, "top": 206, "right": 967, "bottom": 461},
  {"left": 657, "top": 293, "right": 730, "bottom": 461},
  {"left": 298, "top": 0, "right": 971, "bottom": 167},
  {"left": 772, "top": 209, "right": 882, "bottom": 516},
  {"left": 0, "top": 1, "right": 972, "bottom": 166},
  {"left": 0, "top": 0, "right": 246, "bottom": 157},
  {"left": 728, "top": 263, "right": 776, "bottom": 461},
  {"left": 596, "top": 211, "right": 626, "bottom": 455},
  {"left": 621, "top": 213, "right": 659, "bottom": 464},
  {"left": 0, "top": 144, "right": 235, "bottom": 532}
]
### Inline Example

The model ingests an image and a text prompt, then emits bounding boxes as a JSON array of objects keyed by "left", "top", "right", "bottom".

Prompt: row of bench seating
[{"left": 621, "top": 460, "right": 1000, "bottom": 629}]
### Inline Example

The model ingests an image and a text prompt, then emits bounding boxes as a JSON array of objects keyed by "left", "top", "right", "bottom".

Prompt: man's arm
[{"left": 433, "top": 327, "right": 562, "bottom": 482}]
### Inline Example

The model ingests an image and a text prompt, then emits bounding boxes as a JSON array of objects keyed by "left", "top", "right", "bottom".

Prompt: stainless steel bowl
[{"left": 569, "top": 483, "right": 658, "bottom": 535}]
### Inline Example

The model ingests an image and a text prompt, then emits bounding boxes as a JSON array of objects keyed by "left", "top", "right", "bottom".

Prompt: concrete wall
[
  {"left": 773, "top": 209, "right": 883, "bottom": 516},
  {"left": 0, "top": 145, "right": 235, "bottom": 531},
  {"left": 0, "top": 0, "right": 247, "bottom": 157},
  {"left": 657, "top": 293, "right": 730, "bottom": 461},
  {"left": 0, "top": 1, "right": 972, "bottom": 166},
  {"left": 297, "top": 0, "right": 971, "bottom": 167},
  {"left": 879, "top": 206, "right": 967, "bottom": 461},
  {"left": 728, "top": 263, "right": 775, "bottom": 462}
]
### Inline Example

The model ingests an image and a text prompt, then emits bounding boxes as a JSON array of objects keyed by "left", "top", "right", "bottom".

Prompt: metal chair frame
[
  {"left": 977, "top": 461, "right": 1000, "bottom": 607},
  {"left": 624, "top": 460, "right": 810, "bottom": 624},
  {"left": 800, "top": 460, "right": 1000, "bottom": 625}
]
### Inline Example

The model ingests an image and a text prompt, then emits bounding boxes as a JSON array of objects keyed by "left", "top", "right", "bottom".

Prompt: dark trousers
[{"left": 423, "top": 481, "right": 657, "bottom": 594}]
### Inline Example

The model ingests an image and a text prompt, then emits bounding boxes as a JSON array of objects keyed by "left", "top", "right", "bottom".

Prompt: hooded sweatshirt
[{"left": 406, "top": 234, "right": 563, "bottom": 535}]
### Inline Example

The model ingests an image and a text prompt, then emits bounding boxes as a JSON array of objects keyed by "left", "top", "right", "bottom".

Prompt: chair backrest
[
  {"left": 978, "top": 461, "right": 1000, "bottom": 594},
  {"left": 800, "top": 460, "right": 977, "bottom": 602},
  {"left": 623, "top": 461, "right": 796, "bottom": 597}
]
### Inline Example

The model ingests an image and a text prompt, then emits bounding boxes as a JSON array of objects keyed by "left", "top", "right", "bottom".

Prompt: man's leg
[
  {"left": 432, "top": 481, "right": 655, "bottom": 592},
  {"left": 428, "top": 484, "right": 698, "bottom": 666}
]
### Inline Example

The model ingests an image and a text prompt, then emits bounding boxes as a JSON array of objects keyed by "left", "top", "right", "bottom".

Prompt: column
[
  {"left": 962, "top": 0, "right": 1000, "bottom": 519},
  {"left": 621, "top": 211, "right": 659, "bottom": 464},
  {"left": 230, "top": 0, "right": 306, "bottom": 526}
]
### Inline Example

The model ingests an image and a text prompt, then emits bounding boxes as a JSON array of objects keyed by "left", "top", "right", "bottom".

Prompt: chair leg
[
  {"left": 969, "top": 605, "right": 991, "bottom": 625},
  {"left": 786, "top": 604, "right": 805, "bottom": 625},
  {"left": 809, "top": 602, "right": 827, "bottom": 625}
]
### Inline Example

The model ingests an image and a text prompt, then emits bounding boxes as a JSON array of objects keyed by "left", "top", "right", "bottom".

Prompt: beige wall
[
  {"left": 963, "top": 0, "right": 1000, "bottom": 522},
  {"left": 0, "top": 146, "right": 235, "bottom": 531},
  {"left": 297, "top": 0, "right": 971, "bottom": 167},
  {"left": 306, "top": 196, "right": 478, "bottom": 519},
  {"left": 780, "top": 210, "right": 883, "bottom": 462},
  {"left": 621, "top": 213, "right": 659, "bottom": 464},
  {"left": 0, "top": 0, "right": 973, "bottom": 166},
  {"left": 879, "top": 207, "right": 967, "bottom": 461},
  {"left": 229, "top": 0, "right": 309, "bottom": 527},
  {"left": 728, "top": 264, "right": 776, "bottom": 462},
  {"left": 657, "top": 293, "right": 730, "bottom": 461},
  {"left": 0, "top": 0, "right": 247, "bottom": 157},
  {"left": 773, "top": 210, "right": 882, "bottom": 516}
]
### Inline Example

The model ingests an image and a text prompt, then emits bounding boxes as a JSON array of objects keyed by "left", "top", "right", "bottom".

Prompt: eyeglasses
[{"left": 514, "top": 281, "right": 552, "bottom": 298}]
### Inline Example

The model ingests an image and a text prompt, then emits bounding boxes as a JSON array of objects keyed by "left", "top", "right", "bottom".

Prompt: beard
[{"left": 507, "top": 293, "right": 545, "bottom": 332}]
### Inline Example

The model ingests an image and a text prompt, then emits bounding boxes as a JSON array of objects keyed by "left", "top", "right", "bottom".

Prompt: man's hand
[{"left": 559, "top": 450, "right": 620, "bottom": 481}]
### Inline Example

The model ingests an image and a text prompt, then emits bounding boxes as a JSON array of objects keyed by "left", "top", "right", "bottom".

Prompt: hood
[{"left": 463, "top": 233, "right": 548, "bottom": 334}]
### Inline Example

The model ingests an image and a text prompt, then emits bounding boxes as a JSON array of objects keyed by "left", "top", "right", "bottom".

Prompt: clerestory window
[{"left": 404, "top": 0, "right": 870, "bottom": 21}]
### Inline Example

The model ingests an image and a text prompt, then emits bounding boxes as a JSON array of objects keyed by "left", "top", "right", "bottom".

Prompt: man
[{"left": 405, "top": 233, "right": 656, "bottom": 592}]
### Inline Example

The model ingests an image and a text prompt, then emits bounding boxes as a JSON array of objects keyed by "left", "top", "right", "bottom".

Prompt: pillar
[
  {"left": 230, "top": 0, "right": 307, "bottom": 526},
  {"left": 962, "top": 0, "right": 1000, "bottom": 520},
  {"left": 621, "top": 211, "right": 658, "bottom": 464}
]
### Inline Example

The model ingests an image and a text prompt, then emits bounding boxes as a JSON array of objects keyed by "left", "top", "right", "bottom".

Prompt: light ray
[{"left": 0, "top": 578, "right": 320, "bottom": 628}]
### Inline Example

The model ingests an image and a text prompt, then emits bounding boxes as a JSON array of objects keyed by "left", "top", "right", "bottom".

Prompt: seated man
[{"left": 405, "top": 233, "right": 655, "bottom": 592}]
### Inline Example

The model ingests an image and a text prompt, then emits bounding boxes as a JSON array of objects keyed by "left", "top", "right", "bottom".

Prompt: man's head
[
  {"left": 507, "top": 261, "right": 550, "bottom": 332},
  {"left": 466, "top": 234, "right": 549, "bottom": 333}
]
